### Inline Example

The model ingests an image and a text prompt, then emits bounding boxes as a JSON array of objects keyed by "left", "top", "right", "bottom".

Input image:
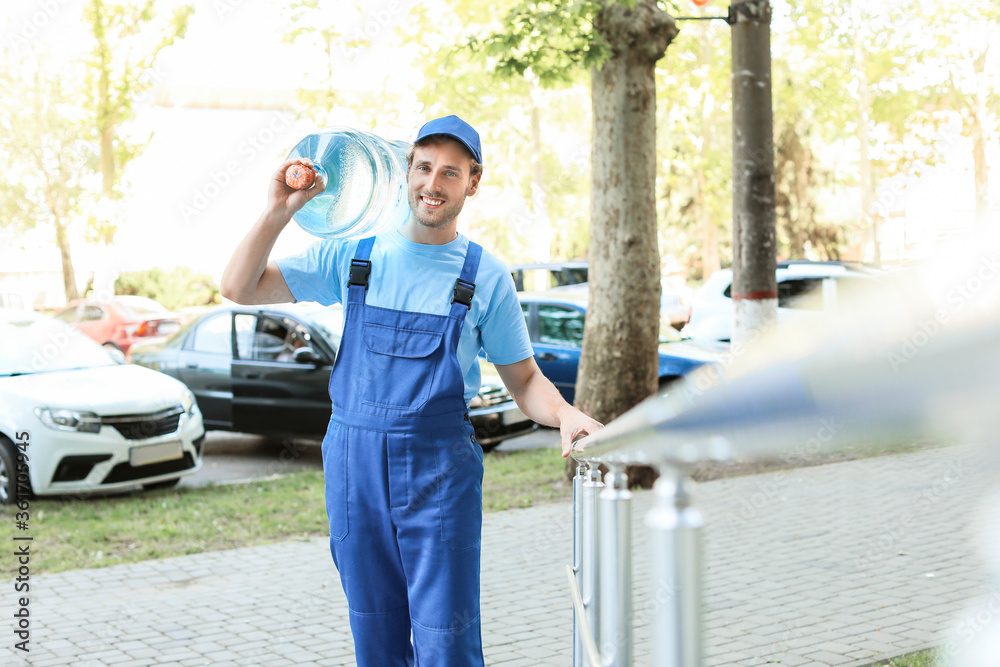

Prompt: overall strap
[
  {"left": 347, "top": 237, "right": 376, "bottom": 305},
  {"left": 448, "top": 241, "right": 482, "bottom": 319}
]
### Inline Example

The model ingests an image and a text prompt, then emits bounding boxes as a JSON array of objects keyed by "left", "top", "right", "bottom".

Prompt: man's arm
[
  {"left": 220, "top": 158, "right": 325, "bottom": 305},
  {"left": 495, "top": 357, "right": 603, "bottom": 458}
]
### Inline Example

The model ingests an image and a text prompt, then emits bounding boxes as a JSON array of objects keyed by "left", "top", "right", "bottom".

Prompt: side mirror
[{"left": 293, "top": 346, "right": 323, "bottom": 365}]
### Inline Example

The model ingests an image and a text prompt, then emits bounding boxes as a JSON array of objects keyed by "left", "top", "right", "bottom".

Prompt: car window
[
  {"left": 234, "top": 314, "right": 256, "bottom": 359},
  {"left": 252, "top": 316, "right": 289, "bottom": 361},
  {"left": 778, "top": 278, "right": 824, "bottom": 310},
  {"left": 81, "top": 305, "right": 105, "bottom": 322},
  {"left": 538, "top": 305, "right": 585, "bottom": 347},
  {"left": 233, "top": 314, "right": 313, "bottom": 362},
  {"left": 190, "top": 313, "right": 234, "bottom": 356},
  {"left": 521, "top": 302, "right": 530, "bottom": 328},
  {"left": 55, "top": 307, "right": 77, "bottom": 323},
  {"left": 557, "top": 267, "right": 588, "bottom": 287}
]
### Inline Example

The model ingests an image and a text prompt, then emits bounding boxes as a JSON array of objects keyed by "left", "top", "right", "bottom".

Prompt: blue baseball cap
[{"left": 414, "top": 115, "right": 483, "bottom": 166}]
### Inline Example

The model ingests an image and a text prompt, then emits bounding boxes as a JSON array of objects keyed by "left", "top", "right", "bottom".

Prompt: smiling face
[{"left": 406, "top": 138, "right": 481, "bottom": 231}]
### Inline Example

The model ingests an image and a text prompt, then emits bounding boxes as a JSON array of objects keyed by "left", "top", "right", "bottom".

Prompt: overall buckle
[
  {"left": 349, "top": 260, "right": 371, "bottom": 289},
  {"left": 452, "top": 278, "right": 476, "bottom": 307}
]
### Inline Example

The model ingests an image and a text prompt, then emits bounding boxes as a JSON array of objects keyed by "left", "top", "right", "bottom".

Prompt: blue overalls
[{"left": 321, "top": 236, "right": 486, "bottom": 666}]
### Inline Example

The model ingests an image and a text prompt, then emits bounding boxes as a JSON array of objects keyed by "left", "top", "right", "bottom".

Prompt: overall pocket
[
  {"left": 321, "top": 421, "right": 349, "bottom": 541},
  {"left": 434, "top": 426, "right": 485, "bottom": 550},
  {"left": 360, "top": 322, "right": 443, "bottom": 410}
]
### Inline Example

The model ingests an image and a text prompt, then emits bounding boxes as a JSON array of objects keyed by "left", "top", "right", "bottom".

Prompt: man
[{"left": 221, "top": 115, "right": 601, "bottom": 666}]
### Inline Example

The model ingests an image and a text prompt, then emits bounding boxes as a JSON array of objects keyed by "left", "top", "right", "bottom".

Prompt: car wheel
[
  {"left": 0, "top": 435, "right": 21, "bottom": 506},
  {"left": 102, "top": 341, "right": 123, "bottom": 352},
  {"left": 478, "top": 440, "right": 500, "bottom": 454},
  {"left": 143, "top": 478, "right": 181, "bottom": 491}
]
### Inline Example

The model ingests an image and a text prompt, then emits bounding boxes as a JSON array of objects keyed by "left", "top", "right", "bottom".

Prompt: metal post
[
  {"left": 573, "top": 461, "right": 586, "bottom": 667},
  {"left": 581, "top": 463, "right": 604, "bottom": 660},
  {"left": 730, "top": 0, "right": 777, "bottom": 346},
  {"left": 645, "top": 470, "right": 703, "bottom": 667},
  {"left": 599, "top": 465, "right": 632, "bottom": 666}
]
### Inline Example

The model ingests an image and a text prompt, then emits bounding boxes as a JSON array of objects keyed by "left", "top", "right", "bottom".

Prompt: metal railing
[{"left": 566, "top": 227, "right": 1000, "bottom": 667}]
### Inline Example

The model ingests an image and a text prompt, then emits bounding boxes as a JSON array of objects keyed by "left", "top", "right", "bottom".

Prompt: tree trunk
[
  {"left": 41, "top": 167, "right": 79, "bottom": 303},
  {"left": 54, "top": 217, "right": 79, "bottom": 303},
  {"left": 731, "top": 0, "right": 777, "bottom": 346},
  {"left": 971, "top": 49, "right": 990, "bottom": 227},
  {"left": 571, "top": 0, "right": 677, "bottom": 487}
]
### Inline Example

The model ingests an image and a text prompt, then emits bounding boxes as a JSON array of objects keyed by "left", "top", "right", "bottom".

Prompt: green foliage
[
  {"left": 114, "top": 266, "right": 221, "bottom": 311},
  {"left": 467, "top": 0, "right": 611, "bottom": 85},
  {"left": 656, "top": 14, "right": 732, "bottom": 277},
  {"left": 0, "top": 51, "right": 92, "bottom": 234},
  {"left": 82, "top": 0, "right": 193, "bottom": 243}
]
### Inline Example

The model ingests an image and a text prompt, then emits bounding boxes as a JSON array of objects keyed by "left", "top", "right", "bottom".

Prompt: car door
[
  {"left": 176, "top": 311, "right": 234, "bottom": 430},
  {"left": 231, "top": 312, "right": 334, "bottom": 438},
  {"left": 530, "top": 302, "right": 585, "bottom": 402}
]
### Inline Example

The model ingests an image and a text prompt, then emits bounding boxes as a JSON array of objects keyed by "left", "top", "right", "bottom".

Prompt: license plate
[
  {"left": 502, "top": 408, "right": 529, "bottom": 425},
  {"left": 130, "top": 441, "right": 183, "bottom": 466}
]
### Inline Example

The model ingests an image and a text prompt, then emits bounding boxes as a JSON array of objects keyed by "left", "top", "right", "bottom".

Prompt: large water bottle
[{"left": 285, "top": 127, "right": 412, "bottom": 239}]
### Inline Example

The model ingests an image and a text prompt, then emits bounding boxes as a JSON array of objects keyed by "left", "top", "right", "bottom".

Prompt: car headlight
[
  {"left": 181, "top": 389, "right": 199, "bottom": 416},
  {"left": 34, "top": 408, "right": 102, "bottom": 433}
]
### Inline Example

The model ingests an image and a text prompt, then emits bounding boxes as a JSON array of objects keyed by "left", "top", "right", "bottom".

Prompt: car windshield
[{"left": 0, "top": 316, "right": 117, "bottom": 376}]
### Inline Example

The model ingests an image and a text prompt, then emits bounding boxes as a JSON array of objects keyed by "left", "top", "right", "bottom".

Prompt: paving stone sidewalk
[{"left": 3, "top": 442, "right": 997, "bottom": 666}]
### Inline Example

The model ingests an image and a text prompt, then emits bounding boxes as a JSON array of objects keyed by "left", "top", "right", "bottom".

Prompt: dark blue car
[{"left": 517, "top": 290, "right": 725, "bottom": 403}]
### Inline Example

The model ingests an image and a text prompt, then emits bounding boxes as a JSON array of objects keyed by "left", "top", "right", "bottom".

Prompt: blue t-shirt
[{"left": 276, "top": 230, "right": 534, "bottom": 403}]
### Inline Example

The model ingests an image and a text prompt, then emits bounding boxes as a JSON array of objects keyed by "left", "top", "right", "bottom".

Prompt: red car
[{"left": 55, "top": 296, "right": 183, "bottom": 355}]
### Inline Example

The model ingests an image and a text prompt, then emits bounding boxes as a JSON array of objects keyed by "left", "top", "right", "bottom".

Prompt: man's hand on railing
[{"left": 558, "top": 405, "right": 603, "bottom": 458}]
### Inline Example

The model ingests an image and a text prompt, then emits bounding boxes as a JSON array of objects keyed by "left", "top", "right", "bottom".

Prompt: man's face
[{"left": 406, "top": 139, "right": 480, "bottom": 230}]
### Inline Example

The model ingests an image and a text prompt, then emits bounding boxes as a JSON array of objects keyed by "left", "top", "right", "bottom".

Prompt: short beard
[{"left": 407, "top": 189, "right": 466, "bottom": 229}]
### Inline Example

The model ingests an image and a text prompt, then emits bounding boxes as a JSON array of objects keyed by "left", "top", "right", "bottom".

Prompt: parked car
[
  {"left": 509, "top": 262, "right": 589, "bottom": 292},
  {"left": 549, "top": 280, "right": 693, "bottom": 329},
  {"left": 517, "top": 290, "right": 724, "bottom": 404},
  {"left": 55, "top": 295, "right": 183, "bottom": 355},
  {"left": 683, "top": 260, "right": 887, "bottom": 342},
  {"left": 129, "top": 303, "right": 536, "bottom": 452},
  {"left": 0, "top": 310, "right": 205, "bottom": 503},
  {"left": 0, "top": 292, "right": 28, "bottom": 310}
]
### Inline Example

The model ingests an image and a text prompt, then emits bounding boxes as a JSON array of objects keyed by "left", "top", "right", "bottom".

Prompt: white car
[
  {"left": 683, "top": 261, "right": 887, "bottom": 342},
  {"left": 0, "top": 310, "right": 204, "bottom": 503}
]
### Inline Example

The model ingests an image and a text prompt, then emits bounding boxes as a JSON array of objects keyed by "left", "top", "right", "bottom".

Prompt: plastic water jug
[{"left": 285, "top": 127, "right": 412, "bottom": 239}]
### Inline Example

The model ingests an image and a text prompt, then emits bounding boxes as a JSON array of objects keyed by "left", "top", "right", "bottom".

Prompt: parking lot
[{"left": 181, "top": 427, "right": 562, "bottom": 488}]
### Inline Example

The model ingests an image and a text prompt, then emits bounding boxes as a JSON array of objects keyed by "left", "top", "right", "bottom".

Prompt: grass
[
  {"left": 1, "top": 437, "right": 953, "bottom": 576},
  {"left": 482, "top": 447, "right": 573, "bottom": 511},
  {"left": 2, "top": 447, "right": 573, "bottom": 575},
  {"left": 877, "top": 648, "right": 940, "bottom": 666}
]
